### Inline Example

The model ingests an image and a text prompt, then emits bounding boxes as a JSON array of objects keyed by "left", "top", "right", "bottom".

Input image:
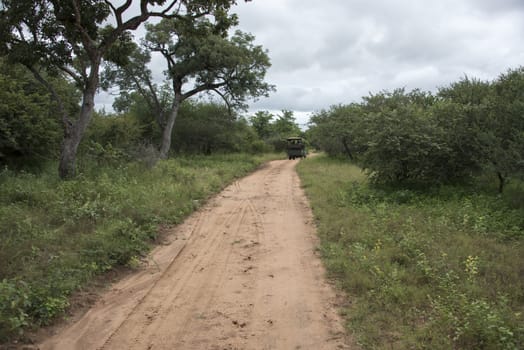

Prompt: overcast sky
[
  {"left": 98, "top": 0, "right": 524, "bottom": 127},
  {"left": 230, "top": 0, "right": 524, "bottom": 126}
]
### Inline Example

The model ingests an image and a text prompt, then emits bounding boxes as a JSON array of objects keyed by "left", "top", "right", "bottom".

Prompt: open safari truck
[{"left": 286, "top": 137, "right": 307, "bottom": 159}]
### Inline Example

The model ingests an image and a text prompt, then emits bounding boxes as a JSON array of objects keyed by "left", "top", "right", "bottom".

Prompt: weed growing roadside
[
  {"left": 0, "top": 153, "right": 277, "bottom": 341},
  {"left": 297, "top": 155, "right": 524, "bottom": 350}
]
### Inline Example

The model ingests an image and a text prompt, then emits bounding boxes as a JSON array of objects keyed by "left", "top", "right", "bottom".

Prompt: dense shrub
[
  {"left": 0, "top": 62, "right": 72, "bottom": 169},
  {"left": 81, "top": 112, "right": 145, "bottom": 165},
  {"left": 308, "top": 68, "right": 524, "bottom": 191}
]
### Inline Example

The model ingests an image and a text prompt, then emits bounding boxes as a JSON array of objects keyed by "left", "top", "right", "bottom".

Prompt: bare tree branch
[
  {"left": 160, "top": 0, "right": 180, "bottom": 17},
  {"left": 106, "top": 0, "right": 133, "bottom": 27},
  {"left": 57, "top": 65, "right": 84, "bottom": 86},
  {"left": 182, "top": 81, "right": 227, "bottom": 100},
  {"left": 104, "top": 0, "right": 118, "bottom": 20},
  {"left": 71, "top": 0, "right": 97, "bottom": 60},
  {"left": 27, "top": 65, "right": 73, "bottom": 133},
  {"left": 143, "top": 74, "right": 162, "bottom": 114},
  {"left": 212, "top": 87, "right": 233, "bottom": 113}
]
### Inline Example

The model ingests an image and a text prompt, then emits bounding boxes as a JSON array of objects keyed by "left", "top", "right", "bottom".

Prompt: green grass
[
  {"left": 0, "top": 153, "right": 279, "bottom": 341},
  {"left": 297, "top": 155, "right": 524, "bottom": 350}
]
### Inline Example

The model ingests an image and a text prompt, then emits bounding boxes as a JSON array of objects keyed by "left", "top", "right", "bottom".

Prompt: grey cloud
[
  {"left": 469, "top": 0, "right": 524, "bottom": 14},
  {"left": 96, "top": 0, "right": 524, "bottom": 122}
]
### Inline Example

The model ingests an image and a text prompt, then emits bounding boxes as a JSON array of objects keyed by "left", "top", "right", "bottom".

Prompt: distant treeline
[
  {"left": 0, "top": 60, "right": 304, "bottom": 172},
  {"left": 307, "top": 67, "right": 524, "bottom": 192}
]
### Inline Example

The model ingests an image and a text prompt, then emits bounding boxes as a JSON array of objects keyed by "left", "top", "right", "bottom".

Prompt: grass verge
[
  {"left": 0, "top": 153, "right": 279, "bottom": 342},
  {"left": 297, "top": 155, "right": 524, "bottom": 350}
]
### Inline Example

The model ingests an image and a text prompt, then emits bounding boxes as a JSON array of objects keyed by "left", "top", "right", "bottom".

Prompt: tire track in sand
[{"left": 40, "top": 160, "right": 351, "bottom": 350}]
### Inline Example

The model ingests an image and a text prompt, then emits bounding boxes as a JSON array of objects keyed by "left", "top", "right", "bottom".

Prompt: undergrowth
[
  {"left": 297, "top": 155, "right": 524, "bottom": 350},
  {"left": 0, "top": 153, "right": 276, "bottom": 341}
]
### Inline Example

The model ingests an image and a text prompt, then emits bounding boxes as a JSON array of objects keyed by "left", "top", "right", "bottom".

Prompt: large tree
[
  {"left": 249, "top": 110, "right": 274, "bottom": 140},
  {"left": 434, "top": 77, "right": 492, "bottom": 182},
  {"left": 308, "top": 104, "right": 367, "bottom": 159},
  {"left": 172, "top": 101, "right": 249, "bottom": 154},
  {"left": 102, "top": 44, "right": 171, "bottom": 135},
  {"left": 0, "top": 0, "right": 238, "bottom": 178},
  {"left": 107, "top": 11, "right": 274, "bottom": 159}
]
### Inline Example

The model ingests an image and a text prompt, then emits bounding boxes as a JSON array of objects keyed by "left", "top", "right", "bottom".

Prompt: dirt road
[{"left": 40, "top": 160, "right": 350, "bottom": 350}]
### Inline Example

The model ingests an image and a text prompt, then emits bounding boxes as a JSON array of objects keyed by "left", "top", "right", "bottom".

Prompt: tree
[
  {"left": 260, "top": 110, "right": 301, "bottom": 152},
  {"left": 487, "top": 67, "right": 524, "bottom": 193},
  {"left": 249, "top": 110, "right": 274, "bottom": 140},
  {"left": 0, "top": 0, "right": 238, "bottom": 178},
  {"left": 272, "top": 110, "right": 301, "bottom": 137},
  {"left": 0, "top": 59, "right": 80, "bottom": 167},
  {"left": 102, "top": 45, "right": 172, "bottom": 134},
  {"left": 0, "top": 62, "right": 59, "bottom": 166},
  {"left": 172, "top": 100, "right": 252, "bottom": 154},
  {"left": 141, "top": 13, "right": 274, "bottom": 159},
  {"left": 308, "top": 104, "right": 367, "bottom": 159},
  {"left": 434, "top": 77, "right": 492, "bottom": 182},
  {"left": 358, "top": 89, "right": 448, "bottom": 184}
]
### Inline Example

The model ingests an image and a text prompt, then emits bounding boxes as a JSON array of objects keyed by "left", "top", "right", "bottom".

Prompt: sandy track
[{"left": 40, "top": 160, "right": 350, "bottom": 350}]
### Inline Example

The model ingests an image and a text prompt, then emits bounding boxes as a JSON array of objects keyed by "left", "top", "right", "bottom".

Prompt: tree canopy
[
  {"left": 0, "top": 0, "right": 242, "bottom": 177},
  {"left": 308, "top": 68, "right": 524, "bottom": 192},
  {"left": 0, "top": 59, "right": 80, "bottom": 168},
  {"left": 104, "top": 10, "right": 274, "bottom": 159}
]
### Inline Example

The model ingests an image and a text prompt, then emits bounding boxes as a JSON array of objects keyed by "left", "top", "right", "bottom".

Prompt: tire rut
[{"left": 40, "top": 160, "right": 352, "bottom": 350}]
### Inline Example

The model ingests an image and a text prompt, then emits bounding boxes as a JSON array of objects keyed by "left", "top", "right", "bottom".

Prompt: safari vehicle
[{"left": 286, "top": 137, "right": 307, "bottom": 159}]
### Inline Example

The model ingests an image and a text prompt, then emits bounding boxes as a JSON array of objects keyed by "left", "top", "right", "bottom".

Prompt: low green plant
[
  {"left": 0, "top": 153, "right": 278, "bottom": 341},
  {"left": 0, "top": 280, "right": 30, "bottom": 341},
  {"left": 297, "top": 155, "right": 524, "bottom": 349}
]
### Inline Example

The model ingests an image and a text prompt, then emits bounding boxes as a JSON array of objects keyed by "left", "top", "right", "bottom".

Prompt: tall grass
[
  {"left": 0, "top": 153, "right": 276, "bottom": 341},
  {"left": 297, "top": 155, "right": 524, "bottom": 350}
]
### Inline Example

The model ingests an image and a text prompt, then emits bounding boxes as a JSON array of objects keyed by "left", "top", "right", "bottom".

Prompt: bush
[
  {"left": 0, "top": 65, "right": 61, "bottom": 168},
  {"left": 81, "top": 112, "right": 144, "bottom": 163},
  {"left": 0, "top": 280, "right": 30, "bottom": 341},
  {"left": 308, "top": 69, "right": 524, "bottom": 191}
]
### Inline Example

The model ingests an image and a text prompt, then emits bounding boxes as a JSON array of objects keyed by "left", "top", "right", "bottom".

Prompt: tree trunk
[
  {"left": 497, "top": 171, "right": 506, "bottom": 194},
  {"left": 341, "top": 137, "right": 354, "bottom": 160},
  {"left": 59, "top": 135, "right": 78, "bottom": 179},
  {"left": 58, "top": 83, "right": 97, "bottom": 179},
  {"left": 159, "top": 98, "right": 181, "bottom": 160}
]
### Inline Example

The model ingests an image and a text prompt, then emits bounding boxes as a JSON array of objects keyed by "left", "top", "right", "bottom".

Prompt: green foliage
[
  {"left": 96, "top": 96, "right": 272, "bottom": 163},
  {"left": 361, "top": 89, "right": 451, "bottom": 184},
  {"left": 0, "top": 280, "right": 30, "bottom": 341},
  {"left": 103, "top": 12, "right": 274, "bottom": 158},
  {"left": 101, "top": 46, "right": 170, "bottom": 135},
  {"left": 267, "top": 110, "right": 302, "bottom": 151},
  {"left": 272, "top": 110, "right": 302, "bottom": 137},
  {"left": 1, "top": 0, "right": 241, "bottom": 178},
  {"left": 428, "top": 276, "right": 519, "bottom": 349},
  {"left": 308, "top": 104, "right": 366, "bottom": 159},
  {"left": 308, "top": 68, "right": 524, "bottom": 191},
  {"left": 81, "top": 111, "right": 144, "bottom": 164},
  {"left": 247, "top": 109, "right": 304, "bottom": 152},
  {"left": 0, "top": 153, "right": 274, "bottom": 340},
  {"left": 172, "top": 101, "right": 258, "bottom": 154},
  {"left": 485, "top": 68, "right": 524, "bottom": 192},
  {"left": 298, "top": 155, "right": 524, "bottom": 349},
  {"left": 0, "top": 61, "right": 67, "bottom": 167},
  {"left": 249, "top": 110, "right": 274, "bottom": 139},
  {"left": 117, "top": 90, "right": 167, "bottom": 142}
]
